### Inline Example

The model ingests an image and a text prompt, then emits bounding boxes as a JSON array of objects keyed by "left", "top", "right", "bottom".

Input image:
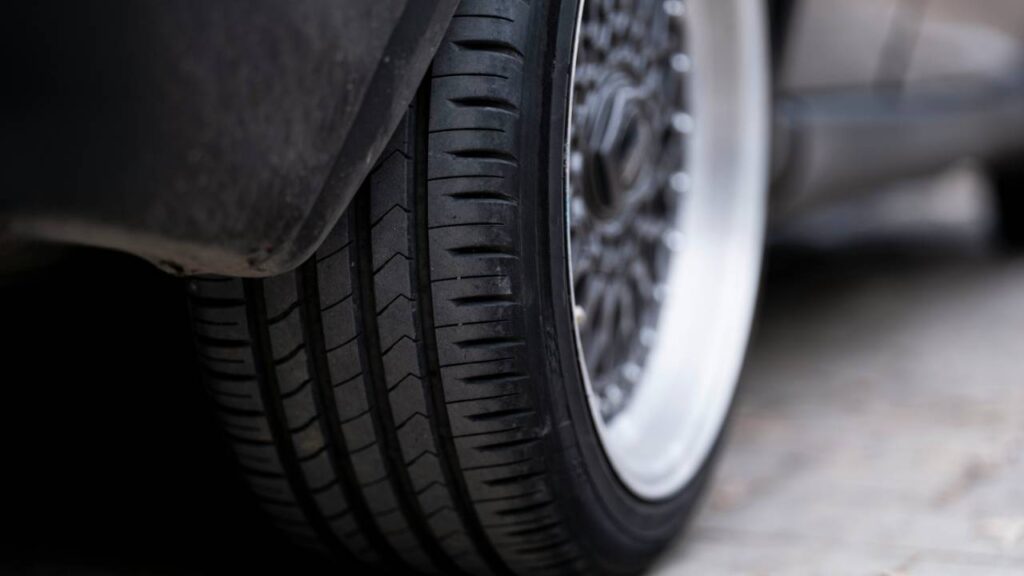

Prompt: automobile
[{"left": 2, "top": 1, "right": 1022, "bottom": 573}]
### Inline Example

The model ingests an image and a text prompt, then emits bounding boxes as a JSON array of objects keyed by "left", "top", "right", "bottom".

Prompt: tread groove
[{"left": 295, "top": 260, "right": 401, "bottom": 567}]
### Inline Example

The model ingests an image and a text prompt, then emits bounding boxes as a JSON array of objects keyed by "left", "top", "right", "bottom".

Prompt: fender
[{"left": 0, "top": 0, "right": 458, "bottom": 276}]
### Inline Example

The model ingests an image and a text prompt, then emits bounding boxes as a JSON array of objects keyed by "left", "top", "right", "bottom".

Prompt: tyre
[
  {"left": 991, "top": 161, "right": 1024, "bottom": 250},
  {"left": 187, "top": 0, "right": 768, "bottom": 574}
]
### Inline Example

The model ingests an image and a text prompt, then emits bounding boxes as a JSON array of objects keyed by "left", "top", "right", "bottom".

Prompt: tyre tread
[{"left": 190, "top": 1, "right": 586, "bottom": 573}]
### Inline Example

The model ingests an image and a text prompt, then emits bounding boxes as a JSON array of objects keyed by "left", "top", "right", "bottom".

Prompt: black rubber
[{"left": 188, "top": 1, "right": 712, "bottom": 573}]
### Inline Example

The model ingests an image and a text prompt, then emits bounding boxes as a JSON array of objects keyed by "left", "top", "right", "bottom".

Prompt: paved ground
[
  {"left": 655, "top": 169, "right": 1024, "bottom": 575},
  {"left": 5, "top": 169, "right": 1022, "bottom": 575}
]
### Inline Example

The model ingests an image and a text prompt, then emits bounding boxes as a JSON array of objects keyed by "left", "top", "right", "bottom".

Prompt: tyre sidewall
[{"left": 515, "top": 0, "right": 733, "bottom": 572}]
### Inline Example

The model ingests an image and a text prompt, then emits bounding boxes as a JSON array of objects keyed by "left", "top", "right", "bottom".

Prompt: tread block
[
  {"left": 417, "top": 482, "right": 454, "bottom": 516},
  {"left": 290, "top": 416, "right": 326, "bottom": 461},
  {"left": 455, "top": 0, "right": 529, "bottom": 23},
  {"left": 464, "top": 458, "right": 548, "bottom": 501},
  {"left": 433, "top": 275, "right": 517, "bottom": 326},
  {"left": 316, "top": 220, "right": 351, "bottom": 263},
  {"left": 298, "top": 448, "right": 337, "bottom": 493},
  {"left": 435, "top": 321, "right": 525, "bottom": 367},
  {"left": 341, "top": 412, "right": 377, "bottom": 453},
  {"left": 377, "top": 301, "right": 416, "bottom": 354},
  {"left": 430, "top": 76, "right": 519, "bottom": 133},
  {"left": 191, "top": 311, "right": 250, "bottom": 342},
  {"left": 349, "top": 443, "right": 388, "bottom": 487},
  {"left": 371, "top": 207, "right": 411, "bottom": 272},
  {"left": 312, "top": 484, "right": 349, "bottom": 518},
  {"left": 268, "top": 307, "right": 304, "bottom": 353},
  {"left": 389, "top": 374, "right": 430, "bottom": 429},
  {"left": 195, "top": 343, "right": 254, "bottom": 372},
  {"left": 454, "top": 430, "right": 540, "bottom": 469},
  {"left": 327, "top": 512, "right": 360, "bottom": 541},
  {"left": 326, "top": 339, "right": 362, "bottom": 385},
  {"left": 441, "top": 358, "right": 528, "bottom": 402},
  {"left": 232, "top": 442, "right": 283, "bottom": 474},
  {"left": 320, "top": 297, "right": 358, "bottom": 350},
  {"left": 429, "top": 223, "right": 518, "bottom": 280},
  {"left": 373, "top": 255, "right": 413, "bottom": 315},
  {"left": 210, "top": 387, "right": 264, "bottom": 413},
  {"left": 447, "top": 393, "right": 535, "bottom": 436},
  {"left": 316, "top": 248, "right": 353, "bottom": 308},
  {"left": 428, "top": 130, "right": 519, "bottom": 181},
  {"left": 370, "top": 172, "right": 411, "bottom": 226},
  {"left": 333, "top": 375, "right": 369, "bottom": 421},
  {"left": 427, "top": 176, "right": 518, "bottom": 228},
  {"left": 276, "top": 351, "right": 311, "bottom": 398},
  {"left": 397, "top": 414, "right": 436, "bottom": 464},
  {"left": 381, "top": 337, "right": 421, "bottom": 388},
  {"left": 283, "top": 408, "right": 318, "bottom": 438},
  {"left": 219, "top": 411, "right": 273, "bottom": 441},
  {"left": 263, "top": 275, "right": 299, "bottom": 319},
  {"left": 407, "top": 451, "right": 447, "bottom": 493}
]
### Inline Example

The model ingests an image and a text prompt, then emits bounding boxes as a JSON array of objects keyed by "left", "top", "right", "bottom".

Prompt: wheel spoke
[{"left": 569, "top": 0, "right": 689, "bottom": 422}]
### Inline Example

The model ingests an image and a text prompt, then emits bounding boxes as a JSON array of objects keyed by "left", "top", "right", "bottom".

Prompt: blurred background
[{"left": 3, "top": 162, "right": 1021, "bottom": 575}]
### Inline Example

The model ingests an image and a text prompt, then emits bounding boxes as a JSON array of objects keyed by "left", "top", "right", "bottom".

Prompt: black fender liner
[{"left": 0, "top": 0, "right": 458, "bottom": 276}]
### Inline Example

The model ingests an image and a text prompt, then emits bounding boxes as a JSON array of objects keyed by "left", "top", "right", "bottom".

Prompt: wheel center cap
[{"left": 580, "top": 86, "right": 655, "bottom": 221}]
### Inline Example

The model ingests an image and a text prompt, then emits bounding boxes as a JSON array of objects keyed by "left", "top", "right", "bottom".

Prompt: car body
[
  {"left": 2, "top": 0, "right": 1021, "bottom": 276},
  {"left": 1, "top": 0, "right": 460, "bottom": 276},
  {"left": 772, "top": 0, "right": 1024, "bottom": 216}
]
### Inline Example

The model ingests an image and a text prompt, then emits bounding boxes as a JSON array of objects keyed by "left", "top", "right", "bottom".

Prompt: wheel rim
[{"left": 566, "top": 0, "right": 769, "bottom": 500}]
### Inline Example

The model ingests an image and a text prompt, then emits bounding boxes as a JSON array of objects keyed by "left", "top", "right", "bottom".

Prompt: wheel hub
[{"left": 569, "top": 0, "right": 688, "bottom": 420}]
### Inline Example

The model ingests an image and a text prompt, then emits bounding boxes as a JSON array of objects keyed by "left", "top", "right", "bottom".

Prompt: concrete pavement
[{"left": 655, "top": 169, "right": 1024, "bottom": 575}]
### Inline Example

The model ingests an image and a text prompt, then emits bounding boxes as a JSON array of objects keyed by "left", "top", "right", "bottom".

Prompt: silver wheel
[{"left": 567, "top": 0, "right": 769, "bottom": 500}]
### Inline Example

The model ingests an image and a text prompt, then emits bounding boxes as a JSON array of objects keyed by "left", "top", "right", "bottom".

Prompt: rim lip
[{"left": 565, "top": 0, "right": 770, "bottom": 501}]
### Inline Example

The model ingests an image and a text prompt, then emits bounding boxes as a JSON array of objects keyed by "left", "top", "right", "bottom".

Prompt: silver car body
[{"left": 773, "top": 0, "right": 1024, "bottom": 215}]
